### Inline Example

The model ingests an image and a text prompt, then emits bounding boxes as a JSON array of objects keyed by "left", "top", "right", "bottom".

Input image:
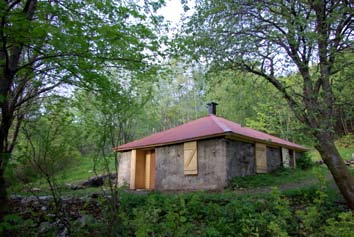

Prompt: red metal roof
[{"left": 115, "top": 115, "right": 307, "bottom": 151}]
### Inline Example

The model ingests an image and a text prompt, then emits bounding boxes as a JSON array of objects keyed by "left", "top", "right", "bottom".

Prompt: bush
[
  {"left": 296, "top": 152, "right": 314, "bottom": 170},
  {"left": 6, "top": 186, "right": 348, "bottom": 236},
  {"left": 324, "top": 212, "right": 354, "bottom": 237}
]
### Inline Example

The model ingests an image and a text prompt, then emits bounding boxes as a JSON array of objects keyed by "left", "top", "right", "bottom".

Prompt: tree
[
  {"left": 180, "top": 0, "right": 354, "bottom": 208},
  {"left": 0, "top": 0, "right": 164, "bottom": 218},
  {"left": 18, "top": 97, "right": 78, "bottom": 234},
  {"left": 205, "top": 70, "right": 310, "bottom": 144}
]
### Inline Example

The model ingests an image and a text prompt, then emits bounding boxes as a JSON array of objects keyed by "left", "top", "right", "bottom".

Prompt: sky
[
  {"left": 157, "top": 0, "right": 194, "bottom": 28},
  {"left": 158, "top": 0, "right": 184, "bottom": 24}
]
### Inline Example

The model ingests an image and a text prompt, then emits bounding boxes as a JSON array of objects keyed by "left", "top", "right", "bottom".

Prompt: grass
[
  {"left": 228, "top": 167, "right": 327, "bottom": 189},
  {"left": 7, "top": 154, "right": 116, "bottom": 195}
]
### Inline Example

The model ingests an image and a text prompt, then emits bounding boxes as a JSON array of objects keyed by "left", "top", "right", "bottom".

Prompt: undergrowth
[
  {"left": 2, "top": 184, "right": 352, "bottom": 237},
  {"left": 228, "top": 167, "right": 325, "bottom": 190}
]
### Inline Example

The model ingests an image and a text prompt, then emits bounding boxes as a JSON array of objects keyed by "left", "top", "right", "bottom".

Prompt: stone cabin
[{"left": 114, "top": 103, "right": 307, "bottom": 191}]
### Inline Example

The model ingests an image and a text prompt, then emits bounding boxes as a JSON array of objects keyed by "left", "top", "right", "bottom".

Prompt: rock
[
  {"left": 21, "top": 196, "right": 37, "bottom": 204},
  {"left": 80, "top": 173, "right": 117, "bottom": 187},
  {"left": 31, "top": 187, "right": 41, "bottom": 192},
  {"left": 39, "top": 196, "right": 52, "bottom": 201},
  {"left": 65, "top": 183, "right": 84, "bottom": 190},
  {"left": 9, "top": 194, "right": 22, "bottom": 201}
]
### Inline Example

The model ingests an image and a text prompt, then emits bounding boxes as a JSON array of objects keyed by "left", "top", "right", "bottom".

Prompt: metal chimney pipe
[{"left": 207, "top": 102, "right": 218, "bottom": 115}]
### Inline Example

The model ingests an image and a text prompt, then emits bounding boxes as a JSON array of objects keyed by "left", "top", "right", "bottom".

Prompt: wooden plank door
[
  {"left": 255, "top": 143, "right": 267, "bottom": 173},
  {"left": 135, "top": 150, "right": 146, "bottom": 189}
]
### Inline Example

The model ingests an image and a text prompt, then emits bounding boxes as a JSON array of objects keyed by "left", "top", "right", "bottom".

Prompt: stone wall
[
  {"left": 225, "top": 139, "right": 255, "bottom": 180},
  {"left": 155, "top": 138, "right": 228, "bottom": 190},
  {"left": 266, "top": 146, "right": 282, "bottom": 172},
  {"left": 117, "top": 151, "right": 131, "bottom": 187}
]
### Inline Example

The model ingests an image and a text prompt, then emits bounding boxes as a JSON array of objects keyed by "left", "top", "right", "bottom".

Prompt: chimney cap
[{"left": 207, "top": 102, "right": 218, "bottom": 115}]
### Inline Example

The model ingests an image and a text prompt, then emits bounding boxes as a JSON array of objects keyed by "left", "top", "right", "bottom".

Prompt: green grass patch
[
  {"left": 337, "top": 146, "right": 354, "bottom": 160},
  {"left": 228, "top": 167, "right": 327, "bottom": 190},
  {"left": 7, "top": 155, "right": 116, "bottom": 194}
]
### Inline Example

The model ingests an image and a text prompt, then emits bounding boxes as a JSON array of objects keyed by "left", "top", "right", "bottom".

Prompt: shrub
[
  {"left": 324, "top": 212, "right": 354, "bottom": 237},
  {"left": 296, "top": 152, "right": 314, "bottom": 170}
]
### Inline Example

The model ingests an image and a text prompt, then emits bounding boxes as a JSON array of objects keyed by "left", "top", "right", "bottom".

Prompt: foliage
[
  {"left": 324, "top": 212, "right": 354, "bottom": 237},
  {"left": 3, "top": 165, "right": 351, "bottom": 236},
  {"left": 179, "top": 0, "right": 354, "bottom": 209},
  {"left": 228, "top": 167, "right": 321, "bottom": 190},
  {"left": 139, "top": 59, "right": 207, "bottom": 134},
  {"left": 336, "top": 134, "right": 354, "bottom": 149},
  {"left": 205, "top": 70, "right": 312, "bottom": 144},
  {"left": 113, "top": 187, "right": 348, "bottom": 236},
  {"left": 296, "top": 153, "right": 315, "bottom": 170},
  {"left": 0, "top": 214, "right": 34, "bottom": 236},
  {"left": 7, "top": 98, "right": 80, "bottom": 184}
]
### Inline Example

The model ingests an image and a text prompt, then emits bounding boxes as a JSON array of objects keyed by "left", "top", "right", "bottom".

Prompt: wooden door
[
  {"left": 255, "top": 143, "right": 267, "bottom": 173},
  {"left": 135, "top": 150, "right": 146, "bottom": 189}
]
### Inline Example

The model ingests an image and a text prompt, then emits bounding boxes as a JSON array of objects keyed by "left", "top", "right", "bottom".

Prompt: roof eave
[
  {"left": 114, "top": 133, "right": 227, "bottom": 152},
  {"left": 225, "top": 134, "right": 308, "bottom": 152},
  {"left": 114, "top": 131, "right": 308, "bottom": 152}
]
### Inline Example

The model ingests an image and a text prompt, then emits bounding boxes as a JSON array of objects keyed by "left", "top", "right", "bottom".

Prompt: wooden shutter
[
  {"left": 255, "top": 143, "right": 267, "bottom": 173},
  {"left": 184, "top": 141, "right": 198, "bottom": 175},
  {"left": 281, "top": 147, "right": 290, "bottom": 168}
]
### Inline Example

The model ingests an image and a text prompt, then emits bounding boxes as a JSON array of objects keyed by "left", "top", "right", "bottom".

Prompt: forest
[{"left": 0, "top": 0, "right": 353, "bottom": 236}]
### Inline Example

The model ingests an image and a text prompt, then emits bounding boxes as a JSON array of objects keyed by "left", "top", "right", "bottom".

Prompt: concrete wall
[
  {"left": 225, "top": 139, "right": 255, "bottom": 180},
  {"left": 117, "top": 151, "right": 131, "bottom": 187},
  {"left": 155, "top": 138, "right": 228, "bottom": 190},
  {"left": 266, "top": 146, "right": 282, "bottom": 172},
  {"left": 118, "top": 140, "right": 299, "bottom": 191}
]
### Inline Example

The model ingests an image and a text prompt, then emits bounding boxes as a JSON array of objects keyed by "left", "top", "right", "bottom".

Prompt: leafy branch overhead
[
  {"left": 0, "top": 0, "right": 165, "bottom": 149},
  {"left": 181, "top": 0, "right": 352, "bottom": 121}
]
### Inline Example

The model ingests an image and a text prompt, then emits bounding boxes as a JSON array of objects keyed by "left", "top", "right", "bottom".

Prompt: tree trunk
[
  {"left": 0, "top": 107, "right": 13, "bottom": 220},
  {"left": 315, "top": 131, "right": 354, "bottom": 209},
  {"left": 0, "top": 165, "right": 7, "bottom": 220}
]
